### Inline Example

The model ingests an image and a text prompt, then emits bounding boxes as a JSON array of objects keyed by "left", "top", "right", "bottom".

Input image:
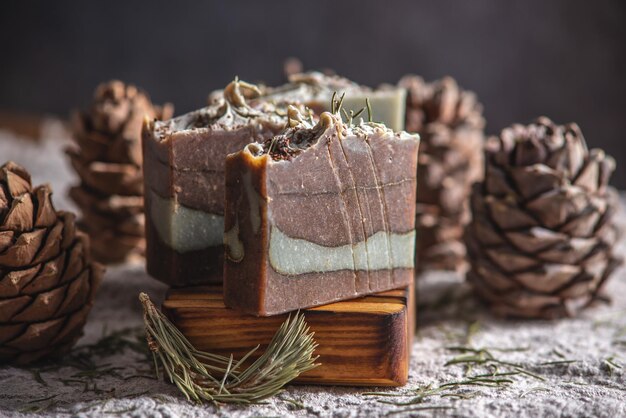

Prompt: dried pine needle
[
  {"left": 538, "top": 360, "right": 578, "bottom": 366},
  {"left": 386, "top": 405, "right": 454, "bottom": 416},
  {"left": 139, "top": 292, "right": 319, "bottom": 404},
  {"left": 519, "top": 386, "right": 550, "bottom": 398},
  {"left": 31, "top": 370, "right": 47, "bottom": 386},
  {"left": 603, "top": 356, "right": 622, "bottom": 375}
]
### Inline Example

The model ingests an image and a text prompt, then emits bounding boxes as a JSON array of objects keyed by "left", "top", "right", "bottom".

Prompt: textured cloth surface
[{"left": 0, "top": 124, "right": 624, "bottom": 417}]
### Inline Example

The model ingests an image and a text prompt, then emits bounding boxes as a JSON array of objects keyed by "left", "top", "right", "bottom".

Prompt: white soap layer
[
  {"left": 268, "top": 226, "right": 415, "bottom": 276},
  {"left": 149, "top": 190, "right": 224, "bottom": 252}
]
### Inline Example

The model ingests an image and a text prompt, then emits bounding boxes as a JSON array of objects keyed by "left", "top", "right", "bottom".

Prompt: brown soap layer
[
  {"left": 145, "top": 214, "right": 223, "bottom": 287},
  {"left": 225, "top": 266, "right": 413, "bottom": 316},
  {"left": 143, "top": 127, "right": 268, "bottom": 214}
]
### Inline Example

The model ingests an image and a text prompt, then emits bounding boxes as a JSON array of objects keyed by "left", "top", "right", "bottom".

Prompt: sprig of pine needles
[
  {"left": 329, "top": 91, "right": 371, "bottom": 125},
  {"left": 139, "top": 292, "right": 319, "bottom": 405},
  {"left": 330, "top": 91, "right": 345, "bottom": 115}
]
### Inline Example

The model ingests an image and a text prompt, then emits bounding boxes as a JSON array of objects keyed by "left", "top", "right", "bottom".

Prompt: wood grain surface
[{"left": 162, "top": 285, "right": 415, "bottom": 387}]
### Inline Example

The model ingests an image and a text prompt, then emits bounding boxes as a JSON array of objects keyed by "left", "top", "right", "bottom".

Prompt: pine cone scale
[
  {"left": 0, "top": 266, "right": 38, "bottom": 297},
  {"left": 515, "top": 265, "right": 581, "bottom": 292},
  {"left": 0, "top": 229, "right": 47, "bottom": 267},
  {"left": 0, "top": 296, "right": 31, "bottom": 321},
  {"left": 505, "top": 228, "right": 567, "bottom": 253},
  {"left": 21, "top": 255, "right": 65, "bottom": 295},
  {"left": 2, "top": 163, "right": 32, "bottom": 197},
  {"left": 484, "top": 196, "right": 539, "bottom": 230},
  {"left": 56, "top": 269, "right": 91, "bottom": 315},
  {"left": 32, "top": 220, "right": 64, "bottom": 264},
  {"left": 7, "top": 317, "right": 66, "bottom": 351},
  {"left": 12, "top": 286, "right": 67, "bottom": 322},
  {"left": 0, "top": 324, "right": 24, "bottom": 344},
  {"left": 3, "top": 194, "right": 34, "bottom": 231},
  {"left": 0, "top": 231, "right": 13, "bottom": 252},
  {"left": 34, "top": 186, "right": 57, "bottom": 228}
]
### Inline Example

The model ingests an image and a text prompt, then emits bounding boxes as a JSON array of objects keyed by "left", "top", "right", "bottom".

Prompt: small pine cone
[
  {"left": 466, "top": 117, "right": 623, "bottom": 319},
  {"left": 0, "top": 162, "right": 104, "bottom": 365},
  {"left": 67, "top": 80, "right": 173, "bottom": 264},
  {"left": 399, "top": 75, "right": 485, "bottom": 273}
]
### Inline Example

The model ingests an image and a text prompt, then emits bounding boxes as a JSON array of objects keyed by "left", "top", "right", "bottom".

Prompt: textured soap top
[
  {"left": 248, "top": 107, "right": 418, "bottom": 161},
  {"left": 151, "top": 79, "right": 309, "bottom": 140},
  {"left": 263, "top": 71, "right": 379, "bottom": 103}
]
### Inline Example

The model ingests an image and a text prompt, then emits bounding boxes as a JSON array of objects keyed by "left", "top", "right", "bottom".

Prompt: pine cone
[
  {"left": 67, "top": 80, "right": 173, "bottom": 263},
  {"left": 466, "top": 117, "right": 623, "bottom": 319},
  {"left": 0, "top": 162, "right": 104, "bottom": 364},
  {"left": 399, "top": 75, "right": 485, "bottom": 273}
]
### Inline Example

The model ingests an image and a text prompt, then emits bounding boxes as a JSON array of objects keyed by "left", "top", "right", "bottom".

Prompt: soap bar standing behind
[
  {"left": 265, "top": 72, "right": 407, "bottom": 131},
  {"left": 142, "top": 80, "right": 299, "bottom": 286}
]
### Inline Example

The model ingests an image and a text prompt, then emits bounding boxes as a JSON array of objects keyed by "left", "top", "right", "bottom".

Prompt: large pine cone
[
  {"left": 466, "top": 117, "right": 623, "bottom": 319},
  {"left": 0, "top": 162, "right": 104, "bottom": 364},
  {"left": 67, "top": 80, "right": 173, "bottom": 264},
  {"left": 399, "top": 75, "right": 485, "bottom": 273}
]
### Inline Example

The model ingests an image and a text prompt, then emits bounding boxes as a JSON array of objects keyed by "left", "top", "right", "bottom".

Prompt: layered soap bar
[
  {"left": 142, "top": 80, "right": 308, "bottom": 286},
  {"left": 224, "top": 108, "right": 420, "bottom": 316}
]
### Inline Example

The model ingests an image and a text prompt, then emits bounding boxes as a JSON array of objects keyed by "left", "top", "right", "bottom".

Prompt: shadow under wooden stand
[{"left": 162, "top": 285, "right": 415, "bottom": 387}]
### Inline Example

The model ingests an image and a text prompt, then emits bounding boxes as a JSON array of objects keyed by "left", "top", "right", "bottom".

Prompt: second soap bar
[{"left": 224, "top": 109, "right": 420, "bottom": 316}]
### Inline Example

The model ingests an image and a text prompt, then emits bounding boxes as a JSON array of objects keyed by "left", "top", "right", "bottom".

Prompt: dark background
[{"left": 1, "top": 1, "right": 625, "bottom": 187}]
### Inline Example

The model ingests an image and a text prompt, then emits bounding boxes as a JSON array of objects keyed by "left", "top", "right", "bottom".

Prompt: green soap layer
[
  {"left": 149, "top": 190, "right": 224, "bottom": 252},
  {"left": 268, "top": 226, "right": 415, "bottom": 276}
]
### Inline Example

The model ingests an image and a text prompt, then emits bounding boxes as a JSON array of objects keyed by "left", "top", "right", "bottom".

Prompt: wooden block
[{"left": 162, "top": 284, "right": 414, "bottom": 387}]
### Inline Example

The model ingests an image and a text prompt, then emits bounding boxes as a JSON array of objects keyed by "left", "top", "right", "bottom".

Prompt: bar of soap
[
  {"left": 268, "top": 72, "right": 407, "bottom": 131},
  {"left": 224, "top": 108, "right": 420, "bottom": 316},
  {"left": 142, "top": 80, "right": 307, "bottom": 286}
]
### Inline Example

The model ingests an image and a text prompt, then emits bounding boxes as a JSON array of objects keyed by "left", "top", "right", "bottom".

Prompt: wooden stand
[{"left": 162, "top": 285, "right": 414, "bottom": 387}]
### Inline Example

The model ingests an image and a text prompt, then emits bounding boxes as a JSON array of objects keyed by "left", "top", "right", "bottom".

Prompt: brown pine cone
[
  {"left": 466, "top": 117, "right": 623, "bottom": 319},
  {"left": 67, "top": 80, "right": 173, "bottom": 263},
  {"left": 399, "top": 75, "right": 485, "bottom": 273},
  {"left": 0, "top": 162, "right": 104, "bottom": 365}
]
